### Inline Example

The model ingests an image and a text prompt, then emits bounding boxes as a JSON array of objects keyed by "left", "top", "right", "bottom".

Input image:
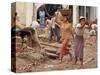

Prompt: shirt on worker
[
  {"left": 39, "top": 11, "right": 45, "bottom": 18},
  {"left": 46, "top": 19, "right": 52, "bottom": 27},
  {"left": 31, "top": 21, "right": 40, "bottom": 30},
  {"left": 75, "top": 23, "right": 85, "bottom": 36}
]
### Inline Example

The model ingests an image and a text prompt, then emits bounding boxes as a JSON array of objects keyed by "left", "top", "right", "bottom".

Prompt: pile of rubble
[{"left": 11, "top": 34, "right": 47, "bottom": 72}]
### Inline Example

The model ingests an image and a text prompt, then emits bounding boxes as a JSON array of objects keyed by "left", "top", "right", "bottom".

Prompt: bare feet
[
  {"left": 72, "top": 58, "right": 77, "bottom": 65},
  {"left": 80, "top": 62, "right": 84, "bottom": 68}
]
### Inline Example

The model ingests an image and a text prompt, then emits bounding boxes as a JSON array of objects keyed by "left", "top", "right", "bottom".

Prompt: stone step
[
  {"left": 41, "top": 44, "right": 59, "bottom": 59},
  {"left": 44, "top": 47, "right": 57, "bottom": 54},
  {"left": 40, "top": 42, "right": 61, "bottom": 48},
  {"left": 38, "top": 34, "right": 46, "bottom": 38},
  {"left": 45, "top": 52, "right": 58, "bottom": 58}
]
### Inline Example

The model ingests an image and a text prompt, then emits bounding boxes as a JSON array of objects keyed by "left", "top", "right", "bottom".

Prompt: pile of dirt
[
  {"left": 14, "top": 34, "right": 47, "bottom": 72},
  {"left": 16, "top": 47, "right": 46, "bottom": 72}
]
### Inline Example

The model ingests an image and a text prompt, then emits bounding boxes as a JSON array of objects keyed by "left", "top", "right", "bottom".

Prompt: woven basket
[{"left": 59, "top": 9, "right": 71, "bottom": 16}]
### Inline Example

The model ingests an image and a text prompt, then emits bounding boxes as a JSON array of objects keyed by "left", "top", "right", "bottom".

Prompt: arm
[
  {"left": 77, "top": 24, "right": 85, "bottom": 29},
  {"left": 45, "top": 20, "right": 48, "bottom": 25},
  {"left": 55, "top": 13, "right": 63, "bottom": 28},
  {"left": 70, "top": 24, "right": 74, "bottom": 39}
]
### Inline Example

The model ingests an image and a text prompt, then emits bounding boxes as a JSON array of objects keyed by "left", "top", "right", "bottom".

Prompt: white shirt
[
  {"left": 75, "top": 24, "right": 85, "bottom": 36},
  {"left": 46, "top": 19, "right": 52, "bottom": 27},
  {"left": 39, "top": 11, "right": 45, "bottom": 17},
  {"left": 31, "top": 21, "right": 40, "bottom": 30}
]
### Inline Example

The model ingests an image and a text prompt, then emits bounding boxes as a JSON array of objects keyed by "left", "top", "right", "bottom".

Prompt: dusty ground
[{"left": 15, "top": 28, "right": 97, "bottom": 73}]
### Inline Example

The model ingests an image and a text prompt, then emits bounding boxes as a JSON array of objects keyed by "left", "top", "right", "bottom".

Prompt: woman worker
[{"left": 55, "top": 11, "right": 74, "bottom": 62}]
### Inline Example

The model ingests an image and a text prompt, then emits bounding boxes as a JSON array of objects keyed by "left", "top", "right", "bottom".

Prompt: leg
[
  {"left": 42, "top": 17, "right": 45, "bottom": 25},
  {"left": 59, "top": 39, "right": 68, "bottom": 62},
  {"left": 73, "top": 56, "right": 78, "bottom": 65},
  {"left": 80, "top": 37, "right": 84, "bottom": 67},
  {"left": 22, "top": 43, "right": 27, "bottom": 50},
  {"left": 41, "top": 17, "right": 45, "bottom": 25},
  {"left": 56, "top": 26, "right": 60, "bottom": 42},
  {"left": 52, "top": 28, "right": 56, "bottom": 41},
  {"left": 49, "top": 28, "right": 53, "bottom": 41},
  {"left": 73, "top": 35, "right": 80, "bottom": 65},
  {"left": 74, "top": 45, "right": 78, "bottom": 64},
  {"left": 40, "top": 17, "right": 42, "bottom": 25},
  {"left": 80, "top": 58, "right": 84, "bottom": 68},
  {"left": 68, "top": 51, "right": 72, "bottom": 61},
  {"left": 59, "top": 53, "right": 64, "bottom": 62}
]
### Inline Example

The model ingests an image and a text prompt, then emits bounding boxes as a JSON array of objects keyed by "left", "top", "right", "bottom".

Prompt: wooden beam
[{"left": 40, "top": 42, "right": 60, "bottom": 48}]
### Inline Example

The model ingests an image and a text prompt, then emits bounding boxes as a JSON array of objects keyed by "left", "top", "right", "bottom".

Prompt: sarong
[{"left": 74, "top": 34, "right": 84, "bottom": 60}]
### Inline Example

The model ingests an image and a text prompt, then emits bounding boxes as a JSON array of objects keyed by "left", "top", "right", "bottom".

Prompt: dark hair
[
  {"left": 46, "top": 17, "right": 51, "bottom": 20},
  {"left": 79, "top": 18, "right": 85, "bottom": 22},
  {"left": 15, "top": 12, "right": 17, "bottom": 16}
]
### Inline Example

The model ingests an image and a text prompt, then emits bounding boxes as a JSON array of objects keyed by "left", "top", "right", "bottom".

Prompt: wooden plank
[
  {"left": 83, "top": 57, "right": 95, "bottom": 65},
  {"left": 45, "top": 52, "right": 58, "bottom": 57},
  {"left": 38, "top": 34, "right": 46, "bottom": 38},
  {"left": 40, "top": 42, "right": 60, "bottom": 48},
  {"left": 45, "top": 47, "right": 57, "bottom": 53}
]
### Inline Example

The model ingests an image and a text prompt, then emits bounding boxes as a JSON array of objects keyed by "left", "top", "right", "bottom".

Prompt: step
[
  {"left": 45, "top": 52, "right": 58, "bottom": 58},
  {"left": 38, "top": 34, "right": 46, "bottom": 38},
  {"left": 40, "top": 42, "right": 61, "bottom": 48},
  {"left": 44, "top": 47, "right": 57, "bottom": 54}
]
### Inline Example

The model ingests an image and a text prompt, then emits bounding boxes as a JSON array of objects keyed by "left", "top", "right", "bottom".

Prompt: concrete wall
[
  {"left": 73, "top": 6, "right": 97, "bottom": 26},
  {"left": 16, "top": 2, "right": 27, "bottom": 25},
  {"left": 16, "top": 2, "right": 33, "bottom": 26},
  {"left": 15, "top": 2, "right": 44, "bottom": 26},
  {"left": 90, "top": 7, "right": 97, "bottom": 21},
  {"left": 25, "top": 2, "right": 33, "bottom": 26}
]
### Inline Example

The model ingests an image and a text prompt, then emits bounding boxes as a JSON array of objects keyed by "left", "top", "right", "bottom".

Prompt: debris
[{"left": 83, "top": 57, "right": 95, "bottom": 65}]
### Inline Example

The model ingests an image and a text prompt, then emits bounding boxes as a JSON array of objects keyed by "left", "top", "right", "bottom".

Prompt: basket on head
[{"left": 59, "top": 9, "right": 71, "bottom": 16}]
